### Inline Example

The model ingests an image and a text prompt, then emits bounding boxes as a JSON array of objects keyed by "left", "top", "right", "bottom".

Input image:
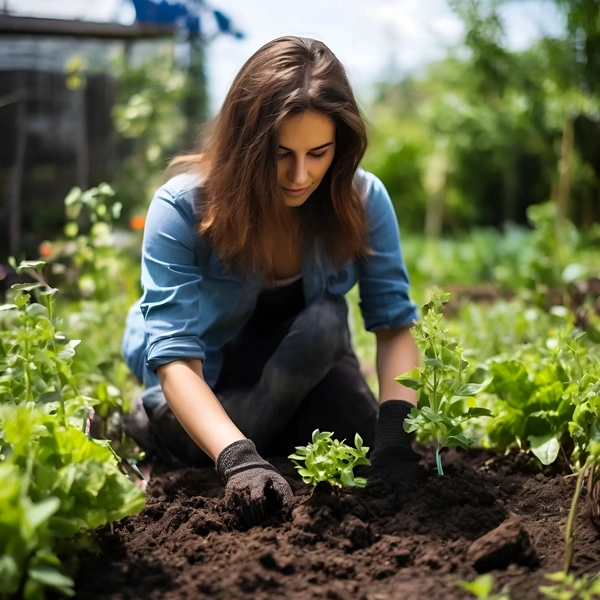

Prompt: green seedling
[
  {"left": 454, "top": 574, "right": 511, "bottom": 600},
  {"left": 564, "top": 440, "right": 600, "bottom": 574},
  {"left": 288, "top": 429, "right": 370, "bottom": 488},
  {"left": 398, "top": 289, "right": 492, "bottom": 475},
  {"left": 539, "top": 570, "right": 600, "bottom": 600}
]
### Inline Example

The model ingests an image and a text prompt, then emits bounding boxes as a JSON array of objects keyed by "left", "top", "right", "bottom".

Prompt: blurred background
[{"left": 1, "top": 0, "right": 599, "bottom": 275}]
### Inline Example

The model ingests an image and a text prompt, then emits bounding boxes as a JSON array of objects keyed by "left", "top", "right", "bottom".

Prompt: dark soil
[{"left": 74, "top": 449, "right": 600, "bottom": 600}]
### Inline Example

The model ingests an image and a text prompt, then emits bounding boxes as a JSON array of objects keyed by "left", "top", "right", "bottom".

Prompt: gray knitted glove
[{"left": 216, "top": 439, "right": 293, "bottom": 527}]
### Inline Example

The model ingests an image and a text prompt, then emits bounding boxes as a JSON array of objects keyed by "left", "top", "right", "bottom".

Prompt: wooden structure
[{"left": 0, "top": 15, "right": 176, "bottom": 258}]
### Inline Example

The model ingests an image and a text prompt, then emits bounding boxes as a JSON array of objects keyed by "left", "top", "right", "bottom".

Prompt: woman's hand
[
  {"left": 368, "top": 400, "right": 422, "bottom": 484},
  {"left": 216, "top": 439, "right": 293, "bottom": 527}
]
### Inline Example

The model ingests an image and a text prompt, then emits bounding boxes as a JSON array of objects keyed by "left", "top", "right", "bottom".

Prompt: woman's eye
[{"left": 277, "top": 151, "right": 326, "bottom": 160}]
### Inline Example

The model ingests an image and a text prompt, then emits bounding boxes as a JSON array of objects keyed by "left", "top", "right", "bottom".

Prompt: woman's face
[{"left": 276, "top": 110, "right": 336, "bottom": 208}]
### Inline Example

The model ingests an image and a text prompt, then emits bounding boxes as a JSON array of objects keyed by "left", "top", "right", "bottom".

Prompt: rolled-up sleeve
[
  {"left": 358, "top": 175, "right": 418, "bottom": 331},
  {"left": 141, "top": 184, "right": 206, "bottom": 373}
]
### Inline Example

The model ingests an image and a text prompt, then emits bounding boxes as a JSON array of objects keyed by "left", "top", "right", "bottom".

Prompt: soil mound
[{"left": 74, "top": 449, "right": 600, "bottom": 600}]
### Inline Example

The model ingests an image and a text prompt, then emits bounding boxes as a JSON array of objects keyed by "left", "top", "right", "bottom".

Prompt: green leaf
[
  {"left": 454, "top": 382, "right": 490, "bottom": 396},
  {"left": 28, "top": 497, "right": 61, "bottom": 529},
  {"left": 528, "top": 434, "right": 560, "bottom": 465},
  {"left": 16, "top": 260, "right": 46, "bottom": 273},
  {"left": 48, "top": 516, "right": 87, "bottom": 537},
  {"left": 446, "top": 434, "right": 473, "bottom": 450},
  {"left": 57, "top": 340, "right": 81, "bottom": 361},
  {"left": 28, "top": 565, "right": 74, "bottom": 596},
  {"left": 396, "top": 376, "right": 423, "bottom": 390},
  {"left": 287, "top": 453, "right": 306, "bottom": 461},
  {"left": 424, "top": 356, "right": 443, "bottom": 368},
  {"left": 456, "top": 574, "right": 494, "bottom": 596},
  {"left": 544, "top": 572, "right": 567, "bottom": 583},
  {"left": 64, "top": 186, "right": 82, "bottom": 206},
  {"left": 421, "top": 406, "right": 445, "bottom": 422},
  {"left": 465, "top": 407, "right": 493, "bottom": 418},
  {"left": 12, "top": 282, "right": 44, "bottom": 291},
  {"left": 0, "top": 556, "right": 19, "bottom": 594}
]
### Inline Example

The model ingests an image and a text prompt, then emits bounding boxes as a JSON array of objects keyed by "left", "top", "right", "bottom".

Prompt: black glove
[
  {"left": 367, "top": 400, "right": 423, "bottom": 484},
  {"left": 216, "top": 439, "right": 293, "bottom": 527}
]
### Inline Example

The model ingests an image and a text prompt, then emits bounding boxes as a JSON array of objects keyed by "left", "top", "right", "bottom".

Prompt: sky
[{"left": 7, "top": 0, "right": 565, "bottom": 114}]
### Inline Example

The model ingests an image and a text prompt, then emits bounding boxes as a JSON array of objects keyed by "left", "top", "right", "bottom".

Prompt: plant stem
[
  {"left": 564, "top": 460, "right": 590, "bottom": 574},
  {"left": 436, "top": 447, "right": 444, "bottom": 476}
]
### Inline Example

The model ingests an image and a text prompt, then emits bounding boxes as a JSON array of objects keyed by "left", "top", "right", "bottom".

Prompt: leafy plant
[
  {"left": 484, "top": 322, "right": 600, "bottom": 468},
  {"left": 539, "top": 571, "right": 600, "bottom": 600},
  {"left": 288, "top": 430, "right": 370, "bottom": 488},
  {"left": 454, "top": 574, "right": 511, "bottom": 600},
  {"left": 36, "top": 184, "right": 143, "bottom": 439},
  {"left": 398, "top": 289, "right": 492, "bottom": 475},
  {"left": 109, "top": 45, "right": 188, "bottom": 216},
  {"left": 0, "top": 260, "right": 145, "bottom": 598}
]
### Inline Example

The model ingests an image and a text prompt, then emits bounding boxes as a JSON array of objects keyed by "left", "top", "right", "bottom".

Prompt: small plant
[
  {"left": 564, "top": 443, "right": 600, "bottom": 574},
  {"left": 398, "top": 289, "right": 492, "bottom": 475},
  {"left": 539, "top": 571, "right": 600, "bottom": 600},
  {"left": 288, "top": 430, "right": 370, "bottom": 488},
  {"left": 454, "top": 574, "right": 511, "bottom": 600}
]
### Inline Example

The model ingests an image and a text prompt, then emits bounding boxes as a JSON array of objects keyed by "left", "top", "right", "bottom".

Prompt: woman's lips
[{"left": 282, "top": 186, "right": 309, "bottom": 197}]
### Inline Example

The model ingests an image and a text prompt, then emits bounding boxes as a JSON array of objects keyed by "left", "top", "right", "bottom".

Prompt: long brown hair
[{"left": 168, "top": 36, "right": 370, "bottom": 275}]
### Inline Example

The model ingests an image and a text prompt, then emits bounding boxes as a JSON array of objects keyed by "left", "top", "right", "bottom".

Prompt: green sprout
[
  {"left": 288, "top": 429, "right": 370, "bottom": 488},
  {"left": 539, "top": 570, "right": 600, "bottom": 600},
  {"left": 454, "top": 574, "right": 511, "bottom": 600},
  {"left": 398, "top": 289, "right": 492, "bottom": 475}
]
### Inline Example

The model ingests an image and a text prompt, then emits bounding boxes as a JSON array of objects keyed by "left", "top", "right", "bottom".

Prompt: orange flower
[
  {"left": 129, "top": 215, "right": 146, "bottom": 230},
  {"left": 39, "top": 241, "right": 53, "bottom": 258}
]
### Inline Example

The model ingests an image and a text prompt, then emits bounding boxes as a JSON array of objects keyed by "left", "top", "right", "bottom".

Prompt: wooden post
[
  {"left": 556, "top": 113, "right": 574, "bottom": 222},
  {"left": 75, "top": 86, "right": 89, "bottom": 190},
  {"left": 9, "top": 88, "right": 26, "bottom": 257},
  {"left": 424, "top": 152, "right": 448, "bottom": 238}
]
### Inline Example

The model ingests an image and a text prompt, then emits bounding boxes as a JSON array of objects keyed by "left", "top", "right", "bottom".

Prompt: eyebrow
[{"left": 278, "top": 141, "right": 334, "bottom": 152}]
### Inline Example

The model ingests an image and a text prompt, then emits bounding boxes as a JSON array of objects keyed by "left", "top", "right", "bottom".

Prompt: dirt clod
[{"left": 467, "top": 515, "right": 539, "bottom": 572}]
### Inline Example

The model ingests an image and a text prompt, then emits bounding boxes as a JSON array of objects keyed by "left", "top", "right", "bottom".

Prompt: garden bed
[{"left": 74, "top": 449, "right": 600, "bottom": 600}]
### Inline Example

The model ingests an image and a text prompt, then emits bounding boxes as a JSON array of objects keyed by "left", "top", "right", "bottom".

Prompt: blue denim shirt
[{"left": 122, "top": 169, "right": 418, "bottom": 389}]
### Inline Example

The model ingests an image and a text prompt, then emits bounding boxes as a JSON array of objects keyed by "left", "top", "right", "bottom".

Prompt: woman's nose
[{"left": 288, "top": 158, "right": 308, "bottom": 185}]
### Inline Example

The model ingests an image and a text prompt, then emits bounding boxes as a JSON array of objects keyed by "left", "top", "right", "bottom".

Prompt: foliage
[
  {"left": 288, "top": 430, "right": 371, "bottom": 488},
  {"left": 37, "top": 185, "right": 143, "bottom": 429},
  {"left": 365, "top": 0, "right": 600, "bottom": 234},
  {"left": 110, "top": 45, "right": 189, "bottom": 218},
  {"left": 398, "top": 289, "right": 492, "bottom": 475},
  {"left": 539, "top": 570, "right": 600, "bottom": 600},
  {"left": 522, "top": 202, "right": 590, "bottom": 292},
  {"left": 455, "top": 573, "right": 511, "bottom": 600},
  {"left": 0, "top": 260, "right": 144, "bottom": 599},
  {"left": 482, "top": 319, "right": 600, "bottom": 467}
]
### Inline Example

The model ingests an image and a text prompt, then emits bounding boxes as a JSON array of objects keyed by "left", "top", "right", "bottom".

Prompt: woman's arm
[
  {"left": 157, "top": 358, "right": 294, "bottom": 525},
  {"left": 375, "top": 325, "right": 419, "bottom": 405},
  {"left": 156, "top": 359, "right": 245, "bottom": 461}
]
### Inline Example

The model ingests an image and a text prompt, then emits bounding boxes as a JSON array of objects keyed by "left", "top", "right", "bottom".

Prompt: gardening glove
[
  {"left": 368, "top": 400, "right": 423, "bottom": 484},
  {"left": 216, "top": 439, "right": 293, "bottom": 527}
]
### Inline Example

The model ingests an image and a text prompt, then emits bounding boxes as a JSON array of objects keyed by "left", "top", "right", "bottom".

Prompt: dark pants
[{"left": 132, "top": 281, "right": 378, "bottom": 467}]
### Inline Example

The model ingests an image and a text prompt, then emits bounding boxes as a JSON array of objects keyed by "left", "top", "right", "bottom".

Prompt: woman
[{"left": 122, "top": 36, "right": 421, "bottom": 525}]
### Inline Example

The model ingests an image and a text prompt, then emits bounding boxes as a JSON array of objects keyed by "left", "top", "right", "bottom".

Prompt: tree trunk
[
  {"left": 424, "top": 153, "right": 447, "bottom": 238},
  {"left": 556, "top": 113, "right": 574, "bottom": 222}
]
